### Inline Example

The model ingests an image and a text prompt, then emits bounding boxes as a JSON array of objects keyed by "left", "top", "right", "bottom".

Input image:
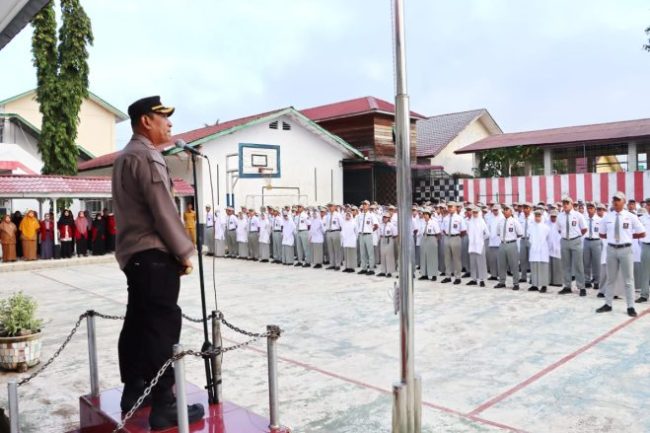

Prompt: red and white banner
[{"left": 463, "top": 172, "right": 650, "bottom": 204}]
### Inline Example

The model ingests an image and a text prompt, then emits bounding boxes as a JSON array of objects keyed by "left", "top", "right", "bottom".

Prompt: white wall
[
  {"left": 167, "top": 114, "right": 347, "bottom": 212},
  {"left": 431, "top": 118, "right": 492, "bottom": 176}
]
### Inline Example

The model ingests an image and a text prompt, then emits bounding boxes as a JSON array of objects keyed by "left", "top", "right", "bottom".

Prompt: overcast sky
[{"left": 1, "top": 0, "right": 649, "bottom": 147}]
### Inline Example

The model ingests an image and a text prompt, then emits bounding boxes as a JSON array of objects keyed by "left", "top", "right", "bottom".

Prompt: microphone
[{"left": 174, "top": 139, "right": 206, "bottom": 158}]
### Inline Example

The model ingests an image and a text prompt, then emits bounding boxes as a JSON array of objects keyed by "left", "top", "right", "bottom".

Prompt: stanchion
[
  {"left": 86, "top": 311, "right": 100, "bottom": 397},
  {"left": 414, "top": 375, "right": 422, "bottom": 433},
  {"left": 8, "top": 380, "right": 19, "bottom": 433},
  {"left": 173, "top": 344, "right": 190, "bottom": 433},
  {"left": 392, "top": 382, "right": 407, "bottom": 433},
  {"left": 211, "top": 311, "right": 223, "bottom": 403},
  {"left": 266, "top": 325, "right": 280, "bottom": 430}
]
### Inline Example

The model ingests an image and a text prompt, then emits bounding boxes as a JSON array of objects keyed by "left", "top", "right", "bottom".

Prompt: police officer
[
  {"left": 596, "top": 191, "right": 645, "bottom": 317},
  {"left": 556, "top": 196, "right": 587, "bottom": 296},
  {"left": 113, "top": 96, "right": 204, "bottom": 429}
]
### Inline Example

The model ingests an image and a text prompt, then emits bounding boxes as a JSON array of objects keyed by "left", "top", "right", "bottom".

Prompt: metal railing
[{"left": 6, "top": 310, "right": 284, "bottom": 433}]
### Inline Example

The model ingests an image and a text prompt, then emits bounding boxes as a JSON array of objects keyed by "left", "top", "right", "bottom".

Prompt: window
[
  {"left": 282, "top": 121, "right": 291, "bottom": 131},
  {"left": 269, "top": 121, "right": 278, "bottom": 129}
]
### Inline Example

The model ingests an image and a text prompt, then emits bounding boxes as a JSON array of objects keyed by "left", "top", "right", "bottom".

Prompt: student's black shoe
[
  {"left": 149, "top": 401, "right": 205, "bottom": 431},
  {"left": 512, "top": 285, "right": 520, "bottom": 291},
  {"left": 614, "top": 295, "right": 621, "bottom": 299},
  {"left": 540, "top": 287, "right": 547, "bottom": 293},
  {"left": 453, "top": 279, "right": 461, "bottom": 285},
  {"left": 326, "top": 266, "right": 336, "bottom": 270},
  {"left": 466, "top": 280, "right": 477, "bottom": 286},
  {"left": 528, "top": 286, "right": 539, "bottom": 292},
  {"left": 431, "top": 276, "right": 436, "bottom": 281},
  {"left": 344, "top": 268, "right": 354, "bottom": 273},
  {"left": 519, "top": 278, "right": 527, "bottom": 283},
  {"left": 366, "top": 270, "right": 375, "bottom": 276},
  {"left": 558, "top": 287, "right": 572, "bottom": 295},
  {"left": 597, "top": 293, "right": 605, "bottom": 298},
  {"left": 303, "top": 263, "right": 311, "bottom": 268},
  {"left": 386, "top": 273, "right": 392, "bottom": 278},
  {"left": 635, "top": 296, "right": 648, "bottom": 303},
  {"left": 462, "top": 273, "right": 471, "bottom": 278},
  {"left": 377, "top": 273, "right": 386, "bottom": 277},
  {"left": 628, "top": 307, "right": 638, "bottom": 317},
  {"left": 335, "top": 266, "right": 341, "bottom": 271},
  {"left": 294, "top": 262, "right": 302, "bottom": 267},
  {"left": 579, "top": 289, "right": 587, "bottom": 297},
  {"left": 357, "top": 269, "right": 367, "bottom": 275},
  {"left": 488, "top": 276, "right": 498, "bottom": 281},
  {"left": 507, "top": 271, "right": 512, "bottom": 277},
  {"left": 479, "top": 281, "right": 485, "bottom": 287},
  {"left": 585, "top": 282, "right": 592, "bottom": 288},
  {"left": 313, "top": 264, "right": 322, "bottom": 269},
  {"left": 441, "top": 278, "right": 451, "bottom": 283},
  {"left": 494, "top": 283, "right": 506, "bottom": 289},
  {"left": 593, "top": 283, "right": 599, "bottom": 291},
  {"left": 418, "top": 276, "right": 428, "bottom": 280},
  {"left": 596, "top": 304, "right": 612, "bottom": 313},
  {"left": 440, "top": 273, "right": 446, "bottom": 277},
  {"left": 120, "top": 381, "right": 151, "bottom": 412}
]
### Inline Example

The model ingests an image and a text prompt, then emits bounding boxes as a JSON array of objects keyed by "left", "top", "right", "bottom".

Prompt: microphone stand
[{"left": 190, "top": 151, "right": 219, "bottom": 404}]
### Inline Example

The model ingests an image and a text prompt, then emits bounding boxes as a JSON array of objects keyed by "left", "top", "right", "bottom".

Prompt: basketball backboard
[{"left": 238, "top": 143, "right": 281, "bottom": 178}]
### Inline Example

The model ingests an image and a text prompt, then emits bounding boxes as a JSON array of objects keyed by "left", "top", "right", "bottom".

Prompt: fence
[{"left": 463, "top": 171, "right": 650, "bottom": 204}]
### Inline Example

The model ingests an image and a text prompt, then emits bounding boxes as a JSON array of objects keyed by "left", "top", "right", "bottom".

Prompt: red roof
[
  {"left": 301, "top": 96, "right": 426, "bottom": 122},
  {"left": 455, "top": 117, "right": 650, "bottom": 154},
  {"left": 0, "top": 174, "right": 193, "bottom": 197}
]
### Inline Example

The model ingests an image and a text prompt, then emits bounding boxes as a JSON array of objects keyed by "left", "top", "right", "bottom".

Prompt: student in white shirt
[
  {"left": 518, "top": 203, "right": 534, "bottom": 284},
  {"left": 281, "top": 212, "right": 296, "bottom": 265},
  {"left": 258, "top": 212, "right": 272, "bottom": 263},
  {"left": 636, "top": 203, "right": 650, "bottom": 303},
  {"left": 356, "top": 200, "right": 379, "bottom": 275},
  {"left": 324, "top": 203, "right": 343, "bottom": 270},
  {"left": 214, "top": 207, "right": 227, "bottom": 258},
  {"left": 235, "top": 212, "right": 249, "bottom": 259},
  {"left": 294, "top": 204, "right": 311, "bottom": 267},
  {"left": 528, "top": 209, "right": 551, "bottom": 292},
  {"left": 309, "top": 208, "right": 326, "bottom": 268},
  {"left": 205, "top": 205, "right": 215, "bottom": 256},
  {"left": 495, "top": 205, "right": 523, "bottom": 290},
  {"left": 418, "top": 209, "right": 440, "bottom": 281},
  {"left": 487, "top": 205, "right": 503, "bottom": 281},
  {"left": 271, "top": 208, "right": 284, "bottom": 263},
  {"left": 556, "top": 196, "right": 587, "bottom": 296},
  {"left": 378, "top": 213, "right": 398, "bottom": 277},
  {"left": 441, "top": 202, "right": 467, "bottom": 284},
  {"left": 341, "top": 211, "right": 359, "bottom": 273},
  {"left": 225, "top": 207, "right": 238, "bottom": 258},
  {"left": 466, "top": 206, "right": 489, "bottom": 287},
  {"left": 247, "top": 209, "right": 260, "bottom": 260},
  {"left": 547, "top": 210, "right": 563, "bottom": 287},
  {"left": 582, "top": 202, "right": 602, "bottom": 291},
  {"left": 596, "top": 191, "right": 646, "bottom": 317}
]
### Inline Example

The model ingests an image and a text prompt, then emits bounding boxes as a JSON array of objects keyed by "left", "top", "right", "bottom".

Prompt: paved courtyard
[{"left": 1, "top": 256, "right": 649, "bottom": 433}]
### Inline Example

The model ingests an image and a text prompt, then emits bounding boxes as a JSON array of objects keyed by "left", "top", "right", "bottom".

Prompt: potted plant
[{"left": 0, "top": 292, "right": 43, "bottom": 372}]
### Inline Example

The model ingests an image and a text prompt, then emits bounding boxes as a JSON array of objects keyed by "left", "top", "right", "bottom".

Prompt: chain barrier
[{"left": 112, "top": 335, "right": 267, "bottom": 433}]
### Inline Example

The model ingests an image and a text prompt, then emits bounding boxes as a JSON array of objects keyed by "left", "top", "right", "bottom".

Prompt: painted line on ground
[
  {"left": 468, "top": 307, "right": 650, "bottom": 416},
  {"left": 34, "top": 270, "right": 529, "bottom": 433}
]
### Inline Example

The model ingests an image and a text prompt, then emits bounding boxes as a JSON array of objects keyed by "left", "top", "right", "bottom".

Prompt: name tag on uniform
[
  {"left": 623, "top": 223, "right": 629, "bottom": 229},
  {"left": 301, "top": 219, "right": 305, "bottom": 224},
  {"left": 594, "top": 227, "right": 599, "bottom": 232},
  {"left": 366, "top": 220, "right": 371, "bottom": 225},
  {"left": 386, "top": 229, "right": 391, "bottom": 235},
  {"left": 509, "top": 227, "right": 513, "bottom": 232},
  {"left": 453, "top": 223, "right": 458, "bottom": 229},
  {"left": 571, "top": 220, "right": 577, "bottom": 226}
]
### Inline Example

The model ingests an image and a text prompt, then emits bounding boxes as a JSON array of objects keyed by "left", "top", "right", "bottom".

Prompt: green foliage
[
  {"left": 0, "top": 292, "right": 43, "bottom": 337},
  {"left": 474, "top": 146, "right": 540, "bottom": 178},
  {"left": 645, "top": 26, "right": 650, "bottom": 52},
  {"left": 31, "top": 0, "right": 93, "bottom": 175}
]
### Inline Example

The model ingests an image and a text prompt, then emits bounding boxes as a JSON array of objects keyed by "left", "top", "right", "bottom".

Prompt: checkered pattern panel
[{"left": 413, "top": 178, "right": 462, "bottom": 203}]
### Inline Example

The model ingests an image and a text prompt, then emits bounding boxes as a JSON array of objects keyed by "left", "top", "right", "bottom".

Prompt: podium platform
[{"left": 75, "top": 382, "right": 290, "bottom": 433}]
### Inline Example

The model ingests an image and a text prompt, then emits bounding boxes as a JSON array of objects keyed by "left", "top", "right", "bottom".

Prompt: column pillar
[
  {"left": 543, "top": 149, "right": 552, "bottom": 175},
  {"left": 52, "top": 197, "right": 61, "bottom": 259},
  {"left": 628, "top": 141, "right": 638, "bottom": 172}
]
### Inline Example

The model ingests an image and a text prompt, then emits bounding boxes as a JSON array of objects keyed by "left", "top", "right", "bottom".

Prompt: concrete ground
[{"left": 0, "top": 256, "right": 648, "bottom": 433}]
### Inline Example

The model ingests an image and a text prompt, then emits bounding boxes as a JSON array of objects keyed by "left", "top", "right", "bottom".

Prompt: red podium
[{"left": 75, "top": 383, "right": 290, "bottom": 433}]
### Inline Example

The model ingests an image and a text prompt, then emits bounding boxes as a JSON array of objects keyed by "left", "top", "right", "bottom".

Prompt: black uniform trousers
[{"left": 118, "top": 249, "right": 182, "bottom": 402}]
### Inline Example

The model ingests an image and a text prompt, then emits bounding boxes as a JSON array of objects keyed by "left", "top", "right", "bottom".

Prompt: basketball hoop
[{"left": 259, "top": 167, "right": 273, "bottom": 189}]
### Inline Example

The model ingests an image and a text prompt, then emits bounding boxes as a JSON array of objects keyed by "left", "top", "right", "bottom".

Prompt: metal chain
[
  {"left": 181, "top": 313, "right": 207, "bottom": 323},
  {"left": 218, "top": 311, "right": 275, "bottom": 338},
  {"left": 112, "top": 336, "right": 265, "bottom": 433},
  {"left": 93, "top": 311, "right": 125, "bottom": 321},
  {"left": 17, "top": 312, "right": 90, "bottom": 386}
]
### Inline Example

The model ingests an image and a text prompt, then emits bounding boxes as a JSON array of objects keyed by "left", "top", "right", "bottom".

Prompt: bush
[{"left": 0, "top": 292, "right": 43, "bottom": 337}]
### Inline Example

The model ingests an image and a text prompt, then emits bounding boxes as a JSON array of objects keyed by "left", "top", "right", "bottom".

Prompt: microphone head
[{"left": 174, "top": 139, "right": 186, "bottom": 148}]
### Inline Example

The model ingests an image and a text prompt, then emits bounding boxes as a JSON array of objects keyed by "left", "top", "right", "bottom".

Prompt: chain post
[
  {"left": 211, "top": 311, "right": 223, "bottom": 403},
  {"left": 392, "top": 382, "right": 407, "bottom": 433},
  {"left": 86, "top": 310, "right": 100, "bottom": 397},
  {"left": 173, "top": 344, "right": 190, "bottom": 433},
  {"left": 414, "top": 375, "right": 422, "bottom": 433},
  {"left": 266, "top": 325, "right": 281, "bottom": 431},
  {"left": 8, "top": 380, "right": 19, "bottom": 433}
]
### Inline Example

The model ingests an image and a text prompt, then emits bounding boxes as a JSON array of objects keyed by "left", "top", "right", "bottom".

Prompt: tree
[
  {"left": 645, "top": 26, "right": 650, "bottom": 52},
  {"left": 474, "top": 146, "right": 540, "bottom": 178},
  {"left": 31, "top": 0, "right": 93, "bottom": 175}
]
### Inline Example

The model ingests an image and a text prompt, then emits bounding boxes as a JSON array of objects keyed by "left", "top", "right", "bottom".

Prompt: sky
[{"left": 1, "top": 0, "right": 649, "bottom": 147}]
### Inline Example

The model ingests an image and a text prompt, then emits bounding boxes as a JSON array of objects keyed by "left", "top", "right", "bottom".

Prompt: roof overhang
[{"left": 0, "top": 0, "right": 49, "bottom": 51}]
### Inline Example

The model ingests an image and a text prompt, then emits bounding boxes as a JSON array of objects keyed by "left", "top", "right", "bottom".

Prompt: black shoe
[
  {"left": 519, "top": 278, "right": 527, "bottom": 283},
  {"left": 479, "top": 281, "right": 485, "bottom": 287},
  {"left": 593, "top": 283, "right": 599, "bottom": 291},
  {"left": 149, "top": 401, "right": 205, "bottom": 431},
  {"left": 343, "top": 268, "right": 353, "bottom": 273},
  {"left": 488, "top": 276, "right": 498, "bottom": 281},
  {"left": 441, "top": 278, "right": 451, "bottom": 283},
  {"left": 494, "top": 283, "right": 506, "bottom": 289},
  {"left": 512, "top": 285, "right": 520, "bottom": 291},
  {"left": 558, "top": 287, "right": 572, "bottom": 295},
  {"left": 528, "top": 286, "right": 539, "bottom": 292},
  {"left": 335, "top": 266, "right": 341, "bottom": 271},
  {"left": 453, "top": 279, "right": 461, "bottom": 285},
  {"left": 326, "top": 266, "right": 336, "bottom": 270},
  {"left": 628, "top": 307, "right": 638, "bottom": 317},
  {"left": 357, "top": 269, "right": 367, "bottom": 275},
  {"left": 440, "top": 273, "right": 446, "bottom": 277},
  {"left": 540, "top": 287, "right": 547, "bottom": 293},
  {"left": 418, "top": 276, "right": 428, "bottom": 280},
  {"left": 462, "top": 273, "right": 471, "bottom": 278},
  {"left": 636, "top": 297, "right": 648, "bottom": 303},
  {"left": 432, "top": 276, "right": 437, "bottom": 282},
  {"left": 377, "top": 273, "right": 386, "bottom": 277},
  {"left": 614, "top": 296, "right": 621, "bottom": 300},
  {"left": 120, "top": 381, "right": 152, "bottom": 412},
  {"left": 303, "top": 263, "right": 311, "bottom": 268},
  {"left": 579, "top": 289, "right": 586, "bottom": 297},
  {"left": 597, "top": 293, "right": 605, "bottom": 298},
  {"left": 294, "top": 262, "right": 302, "bottom": 267},
  {"left": 366, "top": 270, "right": 375, "bottom": 275},
  {"left": 386, "top": 273, "right": 392, "bottom": 278},
  {"left": 467, "top": 280, "right": 477, "bottom": 286},
  {"left": 596, "top": 304, "right": 612, "bottom": 313},
  {"left": 585, "top": 282, "right": 592, "bottom": 288},
  {"left": 313, "top": 264, "right": 322, "bottom": 269}
]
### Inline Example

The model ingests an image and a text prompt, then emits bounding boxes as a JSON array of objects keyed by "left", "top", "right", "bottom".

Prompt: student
[
  {"left": 441, "top": 202, "right": 467, "bottom": 284},
  {"left": 583, "top": 202, "right": 602, "bottom": 290},
  {"left": 487, "top": 205, "right": 503, "bottom": 280},
  {"left": 281, "top": 211, "right": 296, "bottom": 265},
  {"left": 225, "top": 207, "right": 238, "bottom": 258},
  {"left": 466, "top": 206, "right": 489, "bottom": 287},
  {"left": 556, "top": 196, "right": 587, "bottom": 296},
  {"left": 419, "top": 209, "right": 440, "bottom": 281},
  {"left": 247, "top": 209, "right": 260, "bottom": 261},
  {"left": 0, "top": 215, "right": 18, "bottom": 262},
  {"left": 58, "top": 209, "right": 76, "bottom": 258},
  {"left": 495, "top": 205, "right": 523, "bottom": 290},
  {"left": 75, "top": 211, "right": 89, "bottom": 257},
  {"left": 213, "top": 207, "right": 227, "bottom": 258},
  {"left": 528, "top": 209, "right": 551, "bottom": 292},
  {"left": 341, "top": 211, "right": 358, "bottom": 273},
  {"left": 236, "top": 211, "right": 249, "bottom": 259},
  {"left": 547, "top": 210, "right": 563, "bottom": 287},
  {"left": 378, "top": 212, "right": 398, "bottom": 277},
  {"left": 308, "top": 208, "right": 326, "bottom": 268},
  {"left": 636, "top": 205, "right": 650, "bottom": 303},
  {"left": 38, "top": 212, "right": 54, "bottom": 260},
  {"left": 91, "top": 214, "right": 106, "bottom": 256}
]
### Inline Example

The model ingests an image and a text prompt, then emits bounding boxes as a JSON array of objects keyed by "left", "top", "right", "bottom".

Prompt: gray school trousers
[
  {"left": 519, "top": 238, "right": 530, "bottom": 278},
  {"left": 638, "top": 242, "right": 650, "bottom": 298},
  {"left": 296, "top": 231, "right": 310, "bottom": 263},
  {"left": 487, "top": 246, "right": 499, "bottom": 278},
  {"left": 326, "top": 231, "right": 342, "bottom": 267},
  {"left": 444, "top": 235, "right": 462, "bottom": 278},
  {"left": 226, "top": 230, "right": 237, "bottom": 257},
  {"left": 498, "top": 241, "right": 519, "bottom": 284},
  {"left": 583, "top": 238, "right": 602, "bottom": 283},
  {"left": 359, "top": 233, "right": 375, "bottom": 270},
  {"left": 272, "top": 232, "right": 282, "bottom": 261},
  {"left": 248, "top": 232, "right": 259, "bottom": 259},
  {"left": 561, "top": 237, "right": 584, "bottom": 289},
  {"left": 420, "top": 235, "right": 438, "bottom": 278},
  {"left": 380, "top": 237, "right": 396, "bottom": 274},
  {"left": 605, "top": 245, "right": 635, "bottom": 308}
]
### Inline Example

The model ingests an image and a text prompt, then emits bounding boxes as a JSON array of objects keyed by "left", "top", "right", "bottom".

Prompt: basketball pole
[{"left": 392, "top": 0, "right": 420, "bottom": 432}]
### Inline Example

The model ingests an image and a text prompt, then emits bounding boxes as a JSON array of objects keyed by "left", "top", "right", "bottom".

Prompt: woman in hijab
[
  {"left": 58, "top": 209, "right": 76, "bottom": 258},
  {"left": 0, "top": 215, "right": 18, "bottom": 262},
  {"left": 19, "top": 210, "right": 40, "bottom": 261},
  {"left": 39, "top": 212, "right": 55, "bottom": 259},
  {"left": 92, "top": 213, "right": 106, "bottom": 255},
  {"left": 11, "top": 211, "right": 23, "bottom": 258},
  {"left": 75, "top": 211, "right": 89, "bottom": 257}
]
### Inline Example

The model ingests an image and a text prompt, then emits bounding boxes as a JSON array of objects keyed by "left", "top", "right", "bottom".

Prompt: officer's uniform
[
  {"left": 583, "top": 209, "right": 602, "bottom": 288},
  {"left": 441, "top": 207, "right": 466, "bottom": 281},
  {"left": 556, "top": 202, "right": 587, "bottom": 294},
  {"left": 496, "top": 211, "right": 523, "bottom": 287}
]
